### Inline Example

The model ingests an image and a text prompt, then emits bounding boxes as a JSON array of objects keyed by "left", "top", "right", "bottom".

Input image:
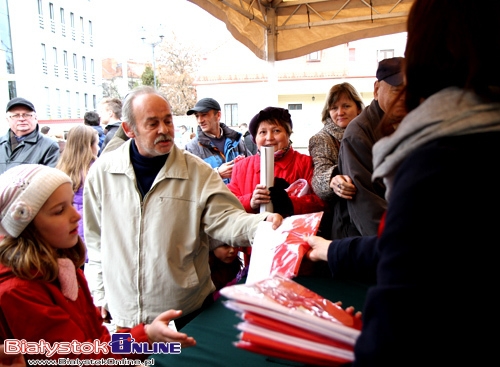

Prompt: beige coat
[{"left": 84, "top": 141, "right": 268, "bottom": 327}]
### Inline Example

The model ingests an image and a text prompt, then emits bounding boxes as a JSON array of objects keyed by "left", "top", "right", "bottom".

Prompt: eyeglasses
[{"left": 8, "top": 113, "right": 35, "bottom": 120}]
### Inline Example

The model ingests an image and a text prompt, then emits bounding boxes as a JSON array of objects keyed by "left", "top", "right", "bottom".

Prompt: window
[
  {"left": 224, "top": 104, "right": 238, "bottom": 127},
  {"left": 41, "top": 44, "right": 47, "bottom": 74},
  {"left": 49, "top": 3, "right": 54, "bottom": 20},
  {"left": 307, "top": 51, "right": 321, "bottom": 62},
  {"left": 91, "top": 59, "right": 95, "bottom": 84},
  {"left": 73, "top": 53, "right": 78, "bottom": 81},
  {"left": 70, "top": 12, "right": 75, "bottom": 40},
  {"left": 80, "top": 17, "right": 85, "bottom": 43},
  {"left": 75, "top": 92, "right": 80, "bottom": 116},
  {"left": 288, "top": 104, "right": 302, "bottom": 111},
  {"left": 88, "top": 20, "right": 93, "bottom": 46},
  {"left": 60, "top": 8, "right": 66, "bottom": 36},
  {"left": 55, "top": 89, "right": 61, "bottom": 118},
  {"left": 63, "top": 50, "right": 69, "bottom": 78},
  {"left": 82, "top": 56, "right": 87, "bottom": 82},
  {"left": 378, "top": 49, "right": 394, "bottom": 62},
  {"left": 53, "top": 47, "right": 58, "bottom": 76},
  {"left": 44, "top": 87, "right": 51, "bottom": 118},
  {"left": 66, "top": 90, "right": 71, "bottom": 117},
  {"left": 49, "top": 2, "right": 55, "bottom": 32}
]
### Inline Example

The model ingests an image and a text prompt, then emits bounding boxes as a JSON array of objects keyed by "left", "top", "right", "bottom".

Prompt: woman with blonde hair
[
  {"left": 309, "top": 83, "right": 364, "bottom": 203},
  {"left": 56, "top": 125, "right": 99, "bottom": 248},
  {"left": 308, "top": 82, "right": 364, "bottom": 238}
]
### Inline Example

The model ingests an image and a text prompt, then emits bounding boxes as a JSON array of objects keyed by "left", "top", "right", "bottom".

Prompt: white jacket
[{"left": 83, "top": 141, "right": 268, "bottom": 327}]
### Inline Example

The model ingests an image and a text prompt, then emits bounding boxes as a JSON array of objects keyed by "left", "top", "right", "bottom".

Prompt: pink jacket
[{"left": 227, "top": 148, "right": 326, "bottom": 215}]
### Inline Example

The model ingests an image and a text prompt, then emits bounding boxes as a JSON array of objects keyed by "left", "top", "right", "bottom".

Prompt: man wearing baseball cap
[
  {"left": 0, "top": 97, "right": 60, "bottom": 174},
  {"left": 332, "top": 57, "right": 407, "bottom": 239},
  {"left": 185, "top": 97, "right": 250, "bottom": 184}
]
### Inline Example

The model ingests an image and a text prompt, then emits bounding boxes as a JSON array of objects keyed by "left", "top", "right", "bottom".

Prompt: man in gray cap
[
  {"left": 185, "top": 98, "right": 251, "bottom": 184},
  {"left": 0, "top": 97, "right": 60, "bottom": 174},
  {"left": 331, "top": 57, "right": 407, "bottom": 238}
]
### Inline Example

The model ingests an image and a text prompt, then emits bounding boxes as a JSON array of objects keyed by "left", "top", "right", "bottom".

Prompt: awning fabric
[{"left": 188, "top": 0, "right": 413, "bottom": 61}]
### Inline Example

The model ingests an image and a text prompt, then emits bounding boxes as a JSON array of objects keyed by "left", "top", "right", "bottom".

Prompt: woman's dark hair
[{"left": 404, "top": 0, "right": 500, "bottom": 112}]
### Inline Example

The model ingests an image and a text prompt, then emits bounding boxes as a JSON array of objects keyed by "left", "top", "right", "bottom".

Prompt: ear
[
  {"left": 122, "top": 122, "right": 136, "bottom": 138},
  {"left": 373, "top": 80, "right": 380, "bottom": 101}
]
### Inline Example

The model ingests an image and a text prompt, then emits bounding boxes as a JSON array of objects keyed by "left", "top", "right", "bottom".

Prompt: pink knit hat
[{"left": 0, "top": 164, "right": 72, "bottom": 238}]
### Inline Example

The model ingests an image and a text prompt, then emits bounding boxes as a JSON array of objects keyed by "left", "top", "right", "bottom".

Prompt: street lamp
[{"left": 141, "top": 29, "right": 164, "bottom": 89}]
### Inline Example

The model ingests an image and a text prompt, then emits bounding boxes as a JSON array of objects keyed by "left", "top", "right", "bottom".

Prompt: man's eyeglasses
[{"left": 8, "top": 113, "right": 35, "bottom": 120}]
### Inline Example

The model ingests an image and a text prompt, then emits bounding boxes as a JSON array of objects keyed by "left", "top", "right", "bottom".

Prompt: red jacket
[
  {"left": 227, "top": 148, "right": 326, "bottom": 215},
  {"left": 0, "top": 263, "right": 147, "bottom": 360}
]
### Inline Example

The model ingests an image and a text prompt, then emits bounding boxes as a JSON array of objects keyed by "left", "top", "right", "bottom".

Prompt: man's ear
[
  {"left": 373, "top": 80, "right": 380, "bottom": 101},
  {"left": 122, "top": 122, "right": 136, "bottom": 138}
]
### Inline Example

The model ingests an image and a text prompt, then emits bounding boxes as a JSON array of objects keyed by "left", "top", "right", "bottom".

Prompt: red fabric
[
  {"left": 228, "top": 148, "right": 326, "bottom": 267},
  {"left": 0, "top": 263, "right": 148, "bottom": 360},
  {"left": 227, "top": 148, "right": 326, "bottom": 215}
]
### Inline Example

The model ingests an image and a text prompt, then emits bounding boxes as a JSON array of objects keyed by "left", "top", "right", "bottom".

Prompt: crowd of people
[{"left": 1, "top": 0, "right": 498, "bottom": 365}]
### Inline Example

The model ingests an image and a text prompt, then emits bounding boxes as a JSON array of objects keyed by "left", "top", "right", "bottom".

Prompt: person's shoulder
[
  {"left": 184, "top": 136, "right": 199, "bottom": 151},
  {"left": 293, "top": 148, "right": 313, "bottom": 162},
  {"left": 182, "top": 148, "right": 219, "bottom": 172},
  {"left": 309, "top": 125, "right": 330, "bottom": 143},
  {"left": 92, "top": 141, "right": 129, "bottom": 170},
  {"left": 39, "top": 134, "right": 60, "bottom": 149}
]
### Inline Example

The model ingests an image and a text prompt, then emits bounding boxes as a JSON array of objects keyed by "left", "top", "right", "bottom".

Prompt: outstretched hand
[
  {"left": 334, "top": 301, "right": 362, "bottom": 319},
  {"left": 145, "top": 310, "right": 196, "bottom": 348},
  {"left": 303, "top": 234, "right": 331, "bottom": 262},
  {"left": 0, "top": 344, "right": 25, "bottom": 367},
  {"left": 265, "top": 213, "right": 283, "bottom": 230}
]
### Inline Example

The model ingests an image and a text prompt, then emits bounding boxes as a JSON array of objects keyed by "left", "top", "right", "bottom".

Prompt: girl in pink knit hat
[{"left": 0, "top": 164, "right": 195, "bottom": 362}]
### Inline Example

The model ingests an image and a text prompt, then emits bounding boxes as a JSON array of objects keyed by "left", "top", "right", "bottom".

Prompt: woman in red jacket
[
  {"left": 227, "top": 107, "right": 326, "bottom": 267},
  {"left": 0, "top": 164, "right": 195, "bottom": 362},
  {"left": 227, "top": 107, "right": 326, "bottom": 217}
]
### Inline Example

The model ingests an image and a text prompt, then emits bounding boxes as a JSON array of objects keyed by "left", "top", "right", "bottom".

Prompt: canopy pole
[{"left": 266, "top": 7, "right": 279, "bottom": 106}]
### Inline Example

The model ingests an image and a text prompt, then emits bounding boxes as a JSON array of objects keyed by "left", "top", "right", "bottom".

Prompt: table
[{"left": 149, "top": 275, "right": 369, "bottom": 367}]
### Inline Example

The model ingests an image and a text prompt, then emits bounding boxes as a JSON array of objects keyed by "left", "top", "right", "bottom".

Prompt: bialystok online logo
[{"left": 4, "top": 333, "right": 181, "bottom": 358}]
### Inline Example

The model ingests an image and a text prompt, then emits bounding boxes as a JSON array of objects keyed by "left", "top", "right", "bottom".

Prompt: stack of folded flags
[{"left": 221, "top": 276, "right": 362, "bottom": 366}]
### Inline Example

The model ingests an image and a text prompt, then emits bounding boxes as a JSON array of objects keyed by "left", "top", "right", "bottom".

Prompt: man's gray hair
[{"left": 122, "top": 86, "right": 170, "bottom": 131}]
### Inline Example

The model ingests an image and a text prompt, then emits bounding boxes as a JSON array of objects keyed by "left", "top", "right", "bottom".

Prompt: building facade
[
  {"left": 193, "top": 32, "right": 407, "bottom": 152},
  {"left": 0, "top": 0, "right": 102, "bottom": 134}
]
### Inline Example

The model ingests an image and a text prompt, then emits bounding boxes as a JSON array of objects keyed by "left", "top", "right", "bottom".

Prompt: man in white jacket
[{"left": 83, "top": 86, "right": 282, "bottom": 330}]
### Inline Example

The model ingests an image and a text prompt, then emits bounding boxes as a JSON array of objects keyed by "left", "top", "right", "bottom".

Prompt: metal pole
[
  {"left": 141, "top": 29, "right": 163, "bottom": 90},
  {"left": 152, "top": 44, "right": 156, "bottom": 89}
]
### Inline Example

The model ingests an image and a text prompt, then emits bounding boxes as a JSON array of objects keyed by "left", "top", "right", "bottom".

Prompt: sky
[{"left": 95, "top": 0, "right": 234, "bottom": 62}]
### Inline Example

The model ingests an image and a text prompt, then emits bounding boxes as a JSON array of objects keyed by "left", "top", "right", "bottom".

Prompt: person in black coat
[{"left": 304, "top": 1, "right": 500, "bottom": 365}]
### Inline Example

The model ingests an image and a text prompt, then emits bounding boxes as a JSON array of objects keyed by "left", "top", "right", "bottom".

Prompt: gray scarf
[{"left": 372, "top": 87, "right": 500, "bottom": 200}]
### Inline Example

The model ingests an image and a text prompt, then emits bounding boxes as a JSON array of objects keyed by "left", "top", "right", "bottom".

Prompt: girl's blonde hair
[
  {"left": 56, "top": 125, "right": 98, "bottom": 192},
  {"left": 0, "top": 222, "right": 86, "bottom": 281}
]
